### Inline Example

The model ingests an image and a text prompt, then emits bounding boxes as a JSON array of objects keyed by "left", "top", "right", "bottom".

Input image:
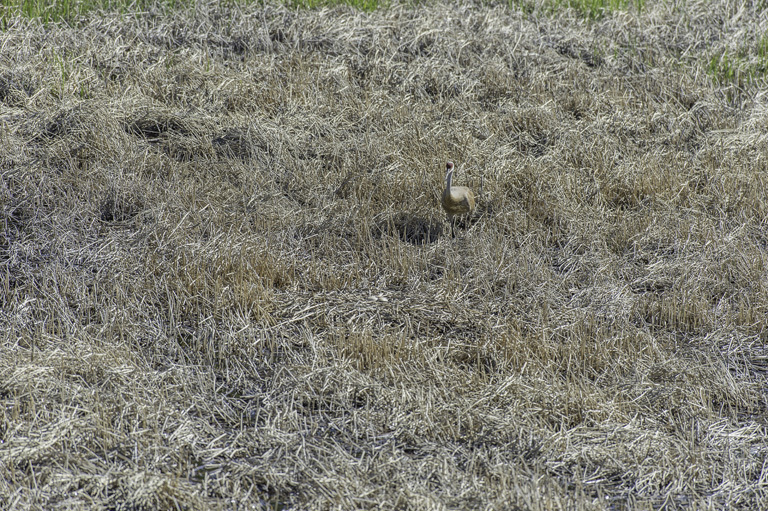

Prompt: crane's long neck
[{"left": 445, "top": 169, "right": 453, "bottom": 191}]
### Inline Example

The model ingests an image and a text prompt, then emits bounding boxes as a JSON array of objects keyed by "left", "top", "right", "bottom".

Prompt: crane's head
[{"left": 446, "top": 161, "right": 454, "bottom": 172}]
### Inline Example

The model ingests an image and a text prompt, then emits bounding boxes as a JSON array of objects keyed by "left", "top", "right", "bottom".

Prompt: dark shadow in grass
[
  {"left": 99, "top": 187, "right": 144, "bottom": 224},
  {"left": 126, "top": 113, "right": 215, "bottom": 162},
  {"left": 0, "top": 72, "right": 34, "bottom": 107},
  {"left": 212, "top": 130, "right": 259, "bottom": 161},
  {"left": 126, "top": 113, "right": 190, "bottom": 140},
  {"left": 378, "top": 213, "right": 443, "bottom": 245}
]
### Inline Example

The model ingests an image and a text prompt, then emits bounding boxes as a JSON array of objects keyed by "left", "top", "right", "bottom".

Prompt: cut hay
[{"left": 1, "top": 1, "right": 767, "bottom": 509}]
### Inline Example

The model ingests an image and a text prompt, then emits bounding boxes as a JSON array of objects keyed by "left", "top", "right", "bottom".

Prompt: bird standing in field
[{"left": 441, "top": 161, "right": 475, "bottom": 236}]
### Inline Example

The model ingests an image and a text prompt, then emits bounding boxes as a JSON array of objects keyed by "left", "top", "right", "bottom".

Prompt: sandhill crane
[{"left": 441, "top": 161, "right": 475, "bottom": 236}]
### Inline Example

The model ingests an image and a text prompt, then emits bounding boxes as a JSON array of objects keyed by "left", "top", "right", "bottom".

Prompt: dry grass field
[{"left": 2, "top": 0, "right": 768, "bottom": 509}]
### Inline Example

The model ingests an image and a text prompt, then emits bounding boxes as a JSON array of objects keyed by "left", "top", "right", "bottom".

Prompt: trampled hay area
[{"left": 1, "top": 1, "right": 767, "bottom": 508}]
